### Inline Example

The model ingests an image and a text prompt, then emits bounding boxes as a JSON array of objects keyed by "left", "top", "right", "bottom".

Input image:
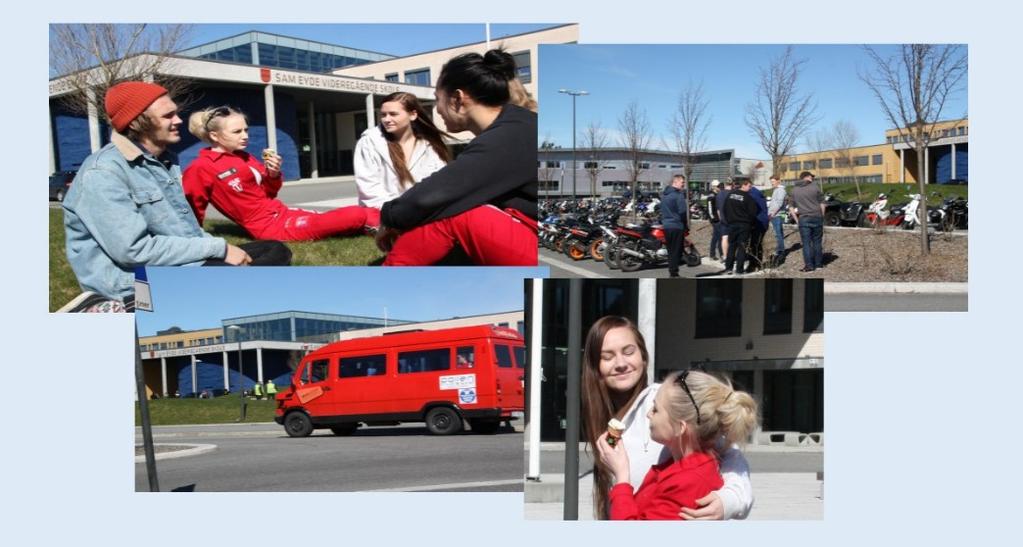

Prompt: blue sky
[
  {"left": 538, "top": 44, "right": 969, "bottom": 159},
  {"left": 135, "top": 267, "right": 544, "bottom": 336},
  {"left": 185, "top": 24, "right": 559, "bottom": 57}
]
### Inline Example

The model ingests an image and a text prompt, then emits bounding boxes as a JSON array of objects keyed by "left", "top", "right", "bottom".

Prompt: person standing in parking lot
[
  {"left": 789, "top": 171, "right": 826, "bottom": 272},
  {"left": 707, "top": 180, "right": 724, "bottom": 261},
  {"left": 767, "top": 175, "right": 788, "bottom": 260},
  {"left": 660, "top": 175, "right": 688, "bottom": 277},
  {"left": 723, "top": 178, "right": 758, "bottom": 275}
]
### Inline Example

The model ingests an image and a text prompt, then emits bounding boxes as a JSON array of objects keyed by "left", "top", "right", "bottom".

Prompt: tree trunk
[{"left": 916, "top": 146, "right": 930, "bottom": 254}]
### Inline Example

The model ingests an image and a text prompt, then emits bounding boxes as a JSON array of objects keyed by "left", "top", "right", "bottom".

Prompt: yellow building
[
  {"left": 138, "top": 327, "right": 223, "bottom": 353},
  {"left": 778, "top": 118, "right": 968, "bottom": 185}
]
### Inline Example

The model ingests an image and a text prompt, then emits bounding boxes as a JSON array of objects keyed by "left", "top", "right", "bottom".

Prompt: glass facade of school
[
  {"left": 222, "top": 311, "right": 414, "bottom": 343},
  {"left": 178, "top": 32, "right": 395, "bottom": 73}
]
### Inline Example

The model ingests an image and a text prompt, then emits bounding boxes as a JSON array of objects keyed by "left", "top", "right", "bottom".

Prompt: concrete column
[
  {"left": 365, "top": 93, "right": 375, "bottom": 128},
  {"left": 899, "top": 149, "right": 905, "bottom": 183},
  {"left": 190, "top": 355, "right": 198, "bottom": 394},
  {"left": 48, "top": 107, "right": 56, "bottom": 174},
  {"left": 222, "top": 350, "right": 230, "bottom": 390},
  {"left": 264, "top": 84, "right": 278, "bottom": 151},
  {"left": 951, "top": 143, "right": 957, "bottom": 179},
  {"left": 638, "top": 279, "right": 657, "bottom": 380},
  {"left": 251, "top": 41, "right": 260, "bottom": 65},
  {"left": 290, "top": 316, "right": 297, "bottom": 341},
  {"left": 160, "top": 357, "right": 168, "bottom": 397},
  {"left": 86, "top": 87, "right": 101, "bottom": 153},
  {"left": 527, "top": 279, "right": 544, "bottom": 481},
  {"left": 753, "top": 369, "right": 765, "bottom": 441},
  {"left": 257, "top": 347, "right": 264, "bottom": 383},
  {"left": 308, "top": 101, "right": 319, "bottom": 178}
]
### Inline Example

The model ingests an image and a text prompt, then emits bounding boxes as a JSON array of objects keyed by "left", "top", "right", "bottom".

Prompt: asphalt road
[
  {"left": 530, "top": 447, "right": 823, "bottom": 475},
  {"left": 206, "top": 178, "right": 359, "bottom": 221},
  {"left": 539, "top": 248, "right": 724, "bottom": 278},
  {"left": 824, "top": 292, "right": 967, "bottom": 312},
  {"left": 136, "top": 422, "right": 523, "bottom": 492}
]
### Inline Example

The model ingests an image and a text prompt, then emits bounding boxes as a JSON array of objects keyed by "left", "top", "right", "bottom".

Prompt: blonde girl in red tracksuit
[{"left": 182, "top": 106, "right": 379, "bottom": 241}]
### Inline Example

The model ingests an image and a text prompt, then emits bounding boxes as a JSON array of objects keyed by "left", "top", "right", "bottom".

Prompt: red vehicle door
[{"left": 294, "top": 357, "right": 335, "bottom": 417}]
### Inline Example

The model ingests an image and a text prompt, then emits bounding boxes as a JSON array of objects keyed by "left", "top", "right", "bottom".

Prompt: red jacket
[
  {"left": 182, "top": 148, "right": 287, "bottom": 239},
  {"left": 609, "top": 451, "right": 724, "bottom": 520}
]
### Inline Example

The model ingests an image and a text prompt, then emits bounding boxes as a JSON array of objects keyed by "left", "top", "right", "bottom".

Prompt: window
[
  {"left": 835, "top": 157, "right": 850, "bottom": 167},
  {"left": 456, "top": 346, "right": 475, "bottom": 369},
  {"left": 339, "top": 354, "right": 386, "bottom": 378},
  {"left": 512, "top": 50, "right": 531, "bottom": 83},
  {"left": 853, "top": 155, "right": 869, "bottom": 166},
  {"left": 495, "top": 345, "right": 514, "bottom": 368},
  {"left": 803, "top": 160, "right": 816, "bottom": 169},
  {"left": 398, "top": 348, "right": 449, "bottom": 373},
  {"left": 384, "top": 73, "right": 398, "bottom": 82},
  {"left": 763, "top": 280, "right": 793, "bottom": 335},
  {"left": 639, "top": 162, "right": 651, "bottom": 169},
  {"left": 404, "top": 67, "right": 431, "bottom": 86},
  {"left": 818, "top": 158, "right": 833, "bottom": 169},
  {"left": 538, "top": 180, "right": 559, "bottom": 190},
  {"left": 788, "top": 162, "right": 801, "bottom": 171},
  {"left": 803, "top": 280, "right": 824, "bottom": 333},
  {"left": 513, "top": 346, "right": 526, "bottom": 369},
  {"left": 872, "top": 154, "right": 883, "bottom": 165},
  {"left": 695, "top": 281, "right": 743, "bottom": 338},
  {"left": 958, "top": 126, "right": 966, "bottom": 136},
  {"left": 584, "top": 161, "right": 600, "bottom": 169},
  {"left": 303, "top": 359, "right": 329, "bottom": 384}
]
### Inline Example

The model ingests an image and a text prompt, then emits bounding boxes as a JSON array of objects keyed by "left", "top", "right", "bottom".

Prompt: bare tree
[
  {"left": 618, "top": 101, "right": 652, "bottom": 201},
  {"left": 859, "top": 44, "right": 967, "bottom": 254},
  {"left": 745, "top": 46, "right": 820, "bottom": 174},
  {"left": 50, "top": 24, "right": 193, "bottom": 123},
  {"left": 581, "top": 121, "right": 608, "bottom": 199},
  {"left": 667, "top": 81, "right": 711, "bottom": 183},
  {"left": 538, "top": 134, "right": 559, "bottom": 200},
  {"left": 828, "top": 120, "right": 862, "bottom": 200}
]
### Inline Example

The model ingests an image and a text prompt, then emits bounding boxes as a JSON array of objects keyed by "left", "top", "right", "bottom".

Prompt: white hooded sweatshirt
[{"left": 353, "top": 126, "right": 447, "bottom": 209}]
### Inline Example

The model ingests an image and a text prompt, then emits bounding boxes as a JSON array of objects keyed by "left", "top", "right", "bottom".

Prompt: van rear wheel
[
  {"left": 425, "top": 407, "right": 463, "bottom": 435},
  {"left": 284, "top": 412, "right": 313, "bottom": 438}
]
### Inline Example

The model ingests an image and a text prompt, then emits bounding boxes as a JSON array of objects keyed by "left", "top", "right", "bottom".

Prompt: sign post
[{"left": 134, "top": 267, "right": 159, "bottom": 492}]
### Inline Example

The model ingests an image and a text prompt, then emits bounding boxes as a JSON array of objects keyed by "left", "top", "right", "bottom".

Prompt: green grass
[
  {"left": 134, "top": 393, "right": 278, "bottom": 426},
  {"left": 49, "top": 209, "right": 385, "bottom": 311},
  {"left": 765, "top": 182, "right": 968, "bottom": 206}
]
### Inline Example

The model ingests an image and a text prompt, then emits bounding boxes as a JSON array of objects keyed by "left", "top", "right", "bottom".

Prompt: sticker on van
[
  {"left": 439, "top": 374, "right": 476, "bottom": 390},
  {"left": 459, "top": 388, "right": 477, "bottom": 404}
]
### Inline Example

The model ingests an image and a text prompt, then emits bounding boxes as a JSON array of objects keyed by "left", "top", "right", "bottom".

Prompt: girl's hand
[
  {"left": 375, "top": 226, "right": 401, "bottom": 253},
  {"left": 264, "top": 153, "right": 282, "bottom": 175},
  {"left": 595, "top": 431, "right": 630, "bottom": 485}
]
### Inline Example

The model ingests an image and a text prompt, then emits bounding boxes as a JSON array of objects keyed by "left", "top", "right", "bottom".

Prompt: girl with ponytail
[{"left": 595, "top": 369, "right": 760, "bottom": 520}]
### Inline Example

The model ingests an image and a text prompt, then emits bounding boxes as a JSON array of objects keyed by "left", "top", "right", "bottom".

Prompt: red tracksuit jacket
[{"left": 609, "top": 451, "right": 724, "bottom": 520}]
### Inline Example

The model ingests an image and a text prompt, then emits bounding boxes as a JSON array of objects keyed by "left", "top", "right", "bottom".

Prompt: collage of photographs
[{"left": 46, "top": 21, "right": 967, "bottom": 522}]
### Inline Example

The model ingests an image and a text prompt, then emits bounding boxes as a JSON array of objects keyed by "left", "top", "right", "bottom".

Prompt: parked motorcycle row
[
  {"left": 540, "top": 198, "right": 701, "bottom": 272},
  {"left": 827, "top": 192, "right": 969, "bottom": 231}
]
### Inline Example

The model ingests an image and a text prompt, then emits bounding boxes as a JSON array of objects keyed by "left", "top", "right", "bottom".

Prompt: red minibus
[{"left": 274, "top": 325, "right": 526, "bottom": 437}]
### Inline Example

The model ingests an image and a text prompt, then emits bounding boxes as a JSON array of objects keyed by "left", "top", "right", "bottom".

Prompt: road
[
  {"left": 206, "top": 177, "right": 359, "bottom": 221},
  {"left": 539, "top": 248, "right": 724, "bottom": 278},
  {"left": 824, "top": 292, "right": 967, "bottom": 312},
  {"left": 135, "top": 422, "right": 523, "bottom": 492}
]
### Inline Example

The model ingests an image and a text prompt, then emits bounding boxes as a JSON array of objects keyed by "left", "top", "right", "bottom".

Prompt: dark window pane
[
  {"left": 803, "top": 280, "right": 824, "bottom": 332},
  {"left": 456, "top": 346, "right": 475, "bottom": 369},
  {"left": 695, "top": 281, "right": 743, "bottom": 338},
  {"left": 339, "top": 354, "right": 387, "bottom": 378},
  {"left": 398, "top": 348, "right": 450, "bottom": 374},
  {"left": 513, "top": 346, "right": 526, "bottom": 369},
  {"left": 495, "top": 345, "right": 513, "bottom": 368},
  {"left": 763, "top": 280, "right": 793, "bottom": 335}
]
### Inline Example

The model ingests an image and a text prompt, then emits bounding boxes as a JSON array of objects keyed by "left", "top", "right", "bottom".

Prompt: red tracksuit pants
[
  {"left": 383, "top": 205, "right": 538, "bottom": 266},
  {"left": 258, "top": 206, "right": 380, "bottom": 241}
]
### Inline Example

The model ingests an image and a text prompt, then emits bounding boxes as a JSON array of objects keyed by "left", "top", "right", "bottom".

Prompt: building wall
[
  {"left": 139, "top": 328, "right": 224, "bottom": 352},
  {"left": 778, "top": 143, "right": 904, "bottom": 185},
  {"left": 336, "top": 311, "right": 525, "bottom": 340}
]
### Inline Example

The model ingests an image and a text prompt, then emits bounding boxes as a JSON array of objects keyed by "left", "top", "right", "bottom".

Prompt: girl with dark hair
[
  {"left": 377, "top": 49, "right": 538, "bottom": 266},
  {"left": 581, "top": 316, "right": 755, "bottom": 520},
  {"left": 183, "top": 106, "right": 379, "bottom": 241},
  {"left": 354, "top": 92, "right": 451, "bottom": 209}
]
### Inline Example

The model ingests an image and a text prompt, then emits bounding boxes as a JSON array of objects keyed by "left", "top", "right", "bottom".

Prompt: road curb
[
  {"left": 824, "top": 282, "right": 967, "bottom": 294},
  {"left": 135, "top": 443, "right": 216, "bottom": 463}
]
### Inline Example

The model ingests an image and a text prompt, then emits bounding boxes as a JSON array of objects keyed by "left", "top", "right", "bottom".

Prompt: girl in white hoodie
[{"left": 354, "top": 92, "right": 451, "bottom": 209}]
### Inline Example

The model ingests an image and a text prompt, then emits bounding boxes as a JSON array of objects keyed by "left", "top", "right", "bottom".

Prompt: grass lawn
[
  {"left": 765, "top": 182, "right": 968, "bottom": 206},
  {"left": 135, "top": 393, "right": 278, "bottom": 426},
  {"left": 49, "top": 208, "right": 385, "bottom": 311}
]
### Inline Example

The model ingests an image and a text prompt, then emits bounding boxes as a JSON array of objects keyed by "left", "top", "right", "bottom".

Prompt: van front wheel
[
  {"left": 284, "top": 412, "right": 313, "bottom": 437},
  {"left": 425, "top": 407, "right": 463, "bottom": 435}
]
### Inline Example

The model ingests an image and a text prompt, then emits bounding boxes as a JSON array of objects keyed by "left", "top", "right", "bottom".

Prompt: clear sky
[
  {"left": 538, "top": 44, "right": 969, "bottom": 159},
  {"left": 134, "top": 267, "right": 544, "bottom": 336},
  {"left": 184, "top": 24, "right": 560, "bottom": 57}
]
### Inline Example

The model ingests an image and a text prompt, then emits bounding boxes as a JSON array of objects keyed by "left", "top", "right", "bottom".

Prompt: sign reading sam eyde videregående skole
[{"left": 266, "top": 69, "right": 406, "bottom": 95}]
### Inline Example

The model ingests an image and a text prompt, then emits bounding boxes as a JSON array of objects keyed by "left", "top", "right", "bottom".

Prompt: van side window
[
  {"left": 513, "top": 347, "right": 526, "bottom": 369},
  {"left": 456, "top": 346, "right": 475, "bottom": 368},
  {"left": 398, "top": 349, "right": 450, "bottom": 374},
  {"left": 303, "top": 359, "right": 329, "bottom": 384},
  {"left": 495, "top": 345, "right": 513, "bottom": 368},
  {"left": 340, "top": 354, "right": 387, "bottom": 378}
]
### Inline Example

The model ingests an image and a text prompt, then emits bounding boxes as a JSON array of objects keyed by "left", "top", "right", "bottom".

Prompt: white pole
[
  {"left": 222, "top": 350, "right": 230, "bottom": 391},
  {"left": 308, "top": 101, "right": 319, "bottom": 179},
  {"left": 527, "top": 279, "right": 544, "bottom": 481},
  {"left": 86, "top": 88, "right": 101, "bottom": 153},
  {"left": 264, "top": 84, "right": 278, "bottom": 151},
  {"left": 485, "top": 23, "right": 491, "bottom": 50},
  {"left": 638, "top": 279, "right": 657, "bottom": 379}
]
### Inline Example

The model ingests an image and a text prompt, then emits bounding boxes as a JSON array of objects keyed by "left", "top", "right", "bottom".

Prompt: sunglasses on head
[
  {"left": 204, "top": 105, "right": 234, "bottom": 130},
  {"left": 674, "top": 370, "right": 702, "bottom": 425}
]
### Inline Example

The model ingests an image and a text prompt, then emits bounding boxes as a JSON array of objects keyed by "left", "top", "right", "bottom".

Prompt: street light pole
[
  {"left": 559, "top": 89, "right": 588, "bottom": 203},
  {"left": 228, "top": 325, "right": 246, "bottom": 422}
]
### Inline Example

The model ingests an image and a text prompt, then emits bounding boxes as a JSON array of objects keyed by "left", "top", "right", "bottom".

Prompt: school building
[
  {"left": 777, "top": 118, "right": 968, "bottom": 185},
  {"left": 524, "top": 279, "right": 824, "bottom": 443},
  {"left": 49, "top": 24, "right": 578, "bottom": 182},
  {"left": 138, "top": 310, "right": 524, "bottom": 399},
  {"left": 537, "top": 147, "right": 772, "bottom": 198}
]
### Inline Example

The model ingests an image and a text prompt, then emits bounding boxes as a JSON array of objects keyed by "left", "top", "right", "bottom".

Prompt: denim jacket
[{"left": 63, "top": 132, "right": 227, "bottom": 301}]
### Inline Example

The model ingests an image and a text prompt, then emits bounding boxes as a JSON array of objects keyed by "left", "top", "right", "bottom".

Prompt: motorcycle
[
  {"left": 689, "top": 202, "right": 709, "bottom": 220},
  {"left": 929, "top": 195, "right": 969, "bottom": 232},
  {"left": 823, "top": 194, "right": 867, "bottom": 227},
  {"left": 615, "top": 223, "right": 701, "bottom": 272}
]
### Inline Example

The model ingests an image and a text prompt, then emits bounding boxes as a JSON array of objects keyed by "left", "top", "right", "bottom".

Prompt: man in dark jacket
[
  {"left": 723, "top": 177, "right": 759, "bottom": 275},
  {"left": 714, "top": 179, "right": 734, "bottom": 262},
  {"left": 747, "top": 183, "right": 769, "bottom": 272},
  {"left": 707, "top": 180, "right": 723, "bottom": 260},
  {"left": 660, "top": 175, "right": 688, "bottom": 277}
]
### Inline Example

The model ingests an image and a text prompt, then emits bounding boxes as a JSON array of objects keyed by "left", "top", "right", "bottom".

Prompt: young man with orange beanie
[{"left": 62, "top": 81, "right": 290, "bottom": 307}]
